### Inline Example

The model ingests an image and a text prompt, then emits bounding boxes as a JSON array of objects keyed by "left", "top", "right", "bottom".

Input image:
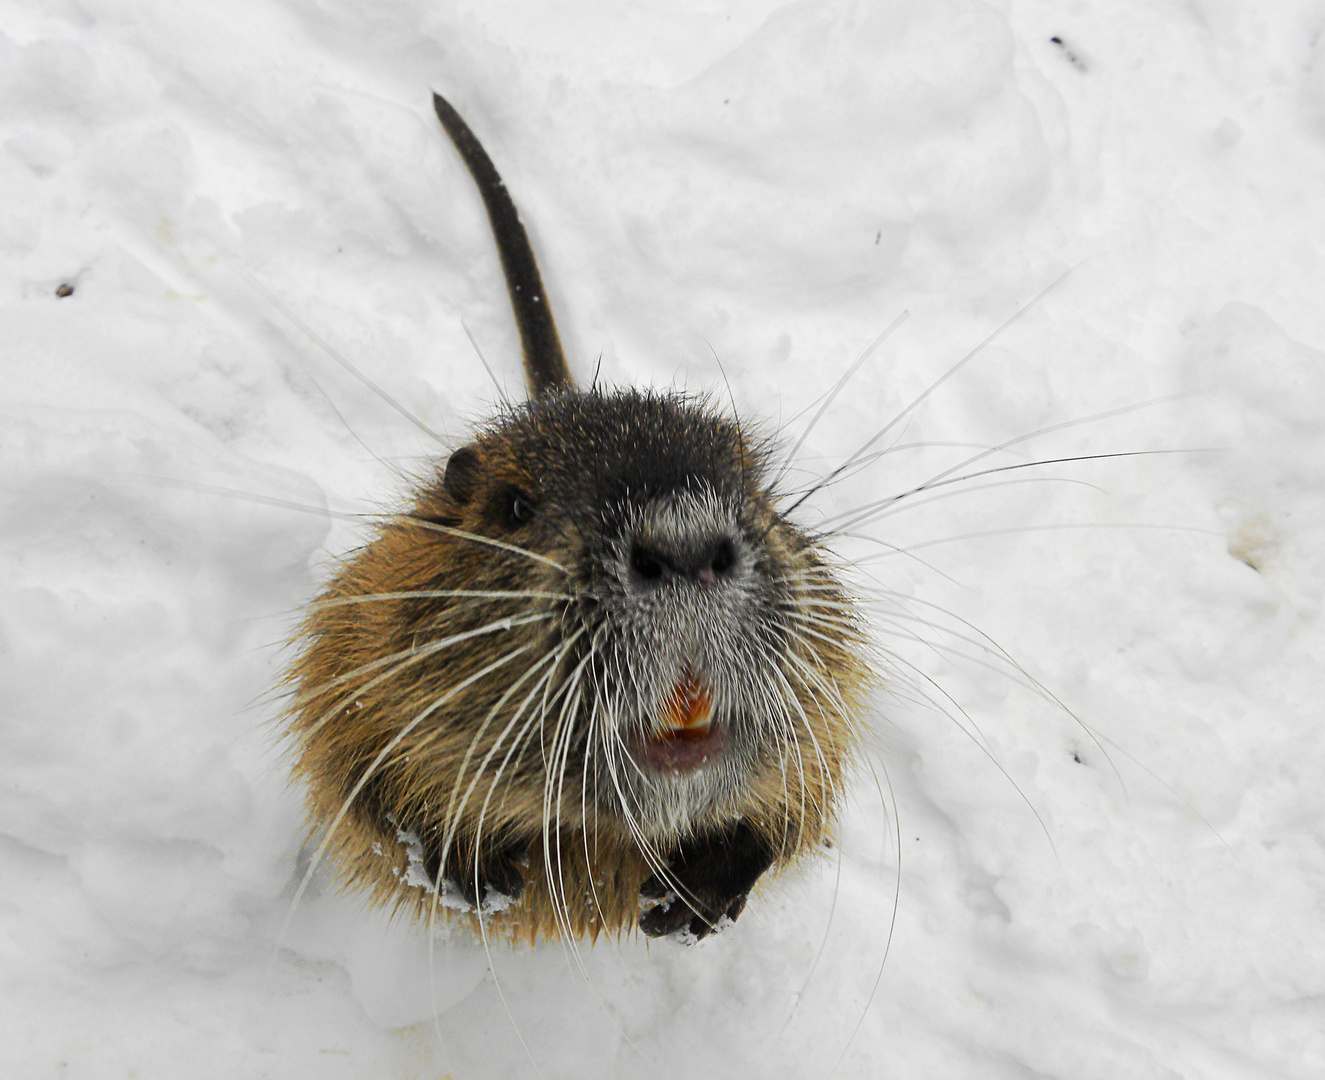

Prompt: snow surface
[{"left": 3, "top": 0, "right": 1324, "bottom": 1077}]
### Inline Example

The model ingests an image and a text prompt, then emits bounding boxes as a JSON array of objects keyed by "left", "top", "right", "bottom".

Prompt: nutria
[{"left": 281, "top": 92, "right": 872, "bottom": 943}]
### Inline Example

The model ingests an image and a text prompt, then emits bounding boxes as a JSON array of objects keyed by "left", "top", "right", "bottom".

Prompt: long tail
[{"left": 432, "top": 91, "right": 574, "bottom": 398}]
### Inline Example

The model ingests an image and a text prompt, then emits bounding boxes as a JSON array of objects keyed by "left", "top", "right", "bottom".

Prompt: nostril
[
  {"left": 697, "top": 539, "right": 737, "bottom": 587},
  {"left": 709, "top": 539, "right": 736, "bottom": 576},
  {"left": 630, "top": 544, "right": 665, "bottom": 582},
  {"left": 631, "top": 538, "right": 737, "bottom": 587}
]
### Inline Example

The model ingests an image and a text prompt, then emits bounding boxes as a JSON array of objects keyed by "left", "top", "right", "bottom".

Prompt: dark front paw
[
  {"left": 638, "top": 882, "right": 752, "bottom": 941},
  {"left": 450, "top": 839, "right": 528, "bottom": 914},
  {"left": 408, "top": 828, "right": 528, "bottom": 914},
  {"left": 638, "top": 820, "right": 776, "bottom": 942}
]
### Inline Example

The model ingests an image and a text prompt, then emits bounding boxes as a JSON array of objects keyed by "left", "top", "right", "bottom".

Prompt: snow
[{"left": 3, "top": 0, "right": 1323, "bottom": 1076}]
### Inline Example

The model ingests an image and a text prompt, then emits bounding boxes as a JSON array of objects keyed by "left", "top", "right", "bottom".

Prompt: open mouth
[{"left": 632, "top": 671, "right": 726, "bottom": 772}]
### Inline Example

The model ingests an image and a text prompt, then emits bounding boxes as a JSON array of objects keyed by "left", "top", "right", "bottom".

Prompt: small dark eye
[{"left": 507, "top": 489, "right": 536, "bottom": 527}]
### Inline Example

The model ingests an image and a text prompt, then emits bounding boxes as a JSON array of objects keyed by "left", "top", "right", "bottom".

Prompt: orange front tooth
[{"left": 661, "top": 671, "right": 712, "bottom": 735}]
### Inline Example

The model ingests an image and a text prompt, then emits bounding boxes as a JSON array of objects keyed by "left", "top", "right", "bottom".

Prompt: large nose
[{"left": 628, "top": 534, "right": 739, "bottom": 589}]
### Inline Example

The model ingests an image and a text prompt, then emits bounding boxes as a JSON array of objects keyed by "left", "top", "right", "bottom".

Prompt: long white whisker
[
  {"left": 781, "top": 266, "right": 1077, "bottom": 517},
  {"left": 306, "top": 589, "right": 576, "bottom": 611},
  {"left": 774, "top": 311, "right": 911, "bottom": 491},
  {"left": 442, "top": 632, "right": 586, "bottom": 887},
  {"left": 244, "top": 270, "right": 446, "bottom": 443},
  {"left": 292, "top": 611, "right": 553, "bottom": 733},
  {"left": 401, "top": 518, "right": 569, "bottom": 573},
  {"left": 275, "top": 641, "right": 534, "bottom": 969},
  {"left": 824, "top": 753, "right": 903, "bottom": 1080}
]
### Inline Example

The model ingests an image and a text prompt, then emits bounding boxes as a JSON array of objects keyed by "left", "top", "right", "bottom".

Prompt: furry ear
[{"left": 441, "top": 445, "right": 482, "bottom": 506}]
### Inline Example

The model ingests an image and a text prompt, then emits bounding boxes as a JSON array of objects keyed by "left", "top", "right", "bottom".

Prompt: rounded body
[{"left": 286, "top": 389, "right": 870, "bottom": 941}]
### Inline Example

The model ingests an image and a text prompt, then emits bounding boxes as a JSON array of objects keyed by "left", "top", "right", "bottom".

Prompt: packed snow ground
[{"left": 3, "top": 1, "right": 1323, "bottom": 1077}]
